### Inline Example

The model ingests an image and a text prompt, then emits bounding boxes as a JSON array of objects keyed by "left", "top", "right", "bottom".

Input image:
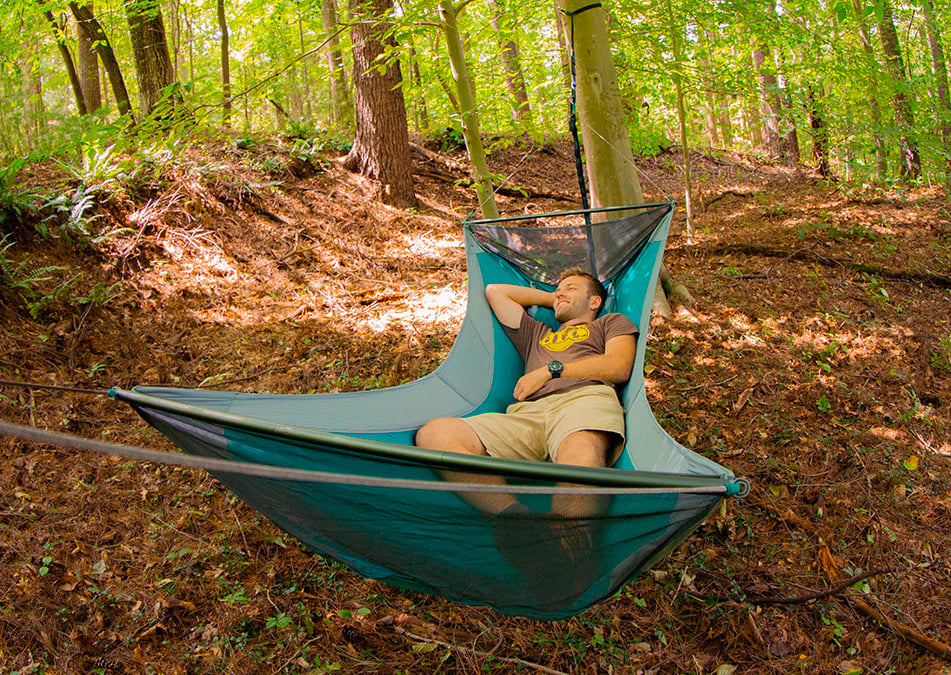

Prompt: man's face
[{"left": 553, "top": 275, "right": 600, "bottom": 323}]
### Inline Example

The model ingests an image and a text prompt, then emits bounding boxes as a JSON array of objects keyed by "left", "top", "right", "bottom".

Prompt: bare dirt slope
[{"left": 1, "top": 136, "right": 949, "bottom": 673}]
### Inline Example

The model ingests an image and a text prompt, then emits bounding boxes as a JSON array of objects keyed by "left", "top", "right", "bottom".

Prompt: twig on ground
[{"left": 391, "top": 626, "right": 569, "bottom": 675}]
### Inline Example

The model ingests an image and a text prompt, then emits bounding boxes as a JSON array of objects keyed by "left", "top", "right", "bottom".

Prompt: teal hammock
[{"left": 110, "top": 202, "right": 747, "bottom": 620}]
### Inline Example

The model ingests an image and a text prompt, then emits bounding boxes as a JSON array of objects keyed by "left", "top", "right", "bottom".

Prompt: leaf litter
[{"left": 0, "top": 138, "right": 949, "bottom": 673}]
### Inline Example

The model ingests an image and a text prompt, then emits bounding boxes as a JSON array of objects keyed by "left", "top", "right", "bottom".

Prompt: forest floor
[{"left": 1, "top": 133, "right": 950, "bottom": 674}]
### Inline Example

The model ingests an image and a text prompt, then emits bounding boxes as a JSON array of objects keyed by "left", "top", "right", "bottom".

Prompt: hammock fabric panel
[{"left": 116, "top": 202, "right": 736, "bottom": 620}]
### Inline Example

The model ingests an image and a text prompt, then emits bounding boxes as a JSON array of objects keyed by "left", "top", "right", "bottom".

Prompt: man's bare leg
[
  {"left": 415, "top": 418, "right": 519, "bottom": 514},
  {"left": 552, "top": 430, "right": 614, "bottom": 519}
]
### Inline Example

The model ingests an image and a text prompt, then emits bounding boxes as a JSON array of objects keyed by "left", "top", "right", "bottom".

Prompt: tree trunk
[
  {"left": 877, "top": 0, "right": 921, "bottom": 179},
  {"left": 321, "top": 0, "right": 352, "bottom": 128},
  {"left": 75, "top": 0, "right": 101, "bottom": 111},
  {"left": 666, "top": 0, "right": 693, "bottom": 241},
  {"left": 217, "top": 0, "right": 231, "bottom": 127},
  {"left": 698, "top": 28, "right": 721, "bottom": 148},
  {"left": 807, "top": 86, "right": 831, "bottom": 177},
  {"left": 556, "top": 2, "right": 681, "bottom": 315},
  {"left": 70, "top": 2, "right": 133, "bottom": 119},
  {"left": 490, "top": 0, "right": 533, "bottom": 129},
  {"left": 125, "top": 0, "right": 178, "bottom": 117},
  {"left": 38, "top": 5, "right": 87, "bottom": 115},
  {"left": 850, "top": 0, "right": 887, "bottom": 178},
  {"left": 921, "top": 0, "right": 951, "bottom": 186},
  {"left": 439, "top": 0, "right": 499, "bottom": 219},
  {"left": 408, "top": 43, "right": 429, "bottom": 131},
  {"left": 719, "top": 95, "right": 734, "bottom": 147},
  {"left": 775, "top": 51, "right": 800, "bottom": 165},
  {"left": 19, "top": 38, "right": 45, "bottom": 144},
  {"left": 344, "top": 0, "right": 416, "bottom": 208},
  {"left": 752, "top": 39, "right": 782, "bottom": 158}
]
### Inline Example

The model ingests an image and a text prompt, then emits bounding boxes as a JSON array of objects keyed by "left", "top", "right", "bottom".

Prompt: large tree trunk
[
  {"left": 850, "top": 0, "right": 886, "bottom": 178},
  {"left": 217, "top": 0, "right": 230, "bottom": 127},
  {"left": 921, "top": 0, "right": 951, "bottom": 186},
  {"left": 69, "top": 2, "right": 133, "bottom": 118},
  {"left": 752, "top": 39, "right": 783, "bottom": 158},
  {"left": 321, "top": 0, "right": 352, "bottom": 128},
  {"left": 125, "top": 0, "right": 178, "bottom": 117},
  {"left": 877, "top": 0, "right": 921, "bottom": 179},
  {"left": 76, "top": 0, "right": 101, "bottom": 111},
  {"left": 490, "top": 0, "right": 533, "bottom": 129},
  {"left": 38, "top": 5, "right": 87, "bottom": 115},
  {"left": 439, "top": 0, "right": 499, "bottom": 219},
  {"left": 555, "top": 2, "right": 687, "bottom": 317},
  {"left": 344, "top": 0, "right": 416, "bottom": 208}
]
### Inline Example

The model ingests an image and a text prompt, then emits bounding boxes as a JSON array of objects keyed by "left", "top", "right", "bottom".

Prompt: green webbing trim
[
  {"left": 110, "top": 388, "right": 736, "bottom": 491},
  {"left": 0, "top": 420, "right": 738, "bottom": 495}
]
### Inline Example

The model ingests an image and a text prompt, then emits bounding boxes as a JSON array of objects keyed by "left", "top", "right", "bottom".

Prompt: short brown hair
[{"left": 558, "top": 267, "right": 607, "bottom": 315}]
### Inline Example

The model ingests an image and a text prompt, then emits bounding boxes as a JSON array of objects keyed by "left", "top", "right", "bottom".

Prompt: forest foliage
[{"left": 0, "top": 0, "right": 949, "bottom": 190}]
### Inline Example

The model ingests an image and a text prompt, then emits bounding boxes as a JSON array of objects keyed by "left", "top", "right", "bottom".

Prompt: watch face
[{"left": 549, "top": 360, "right": 563, "bottom": 377}]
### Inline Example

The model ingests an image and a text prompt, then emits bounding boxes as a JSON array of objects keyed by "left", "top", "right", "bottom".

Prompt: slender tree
[
  {"left": 69, "top": 2, "right": 133, "bottom": 118},
  {"left": 439, "top": 0, "right": 499, "bottom": 219},
  {"left": 877, "top": 0, "right": 921, "bottom": 179},
  {"left": 850, "top": 0, "right": 887, "bottom": 178},
  {"left": 37, "top": 3, "right": 87, "bottom": 115},
  {"left": 321, "top": 0, "right": 352, "bottom": 127},
  {"left": 344, "top": 0, "right": 416, "bottom": 207},
  {"left": 490, "top": 0, "right": 533, "bottom": 129},
  {"left": 75, "top": 0, "right": 101, "bottom": 111},
  {"left": 920, "top": 0, "right": 950, "bottom": 185},
  {"left": 752, "top": 38, "right": 783, "bottom": 158},
  {"left": 218, "top": 0, "right": 231, "bottom": 127},
  {"left": 665, "top": 0, "right": 693, "bottom": 240}
]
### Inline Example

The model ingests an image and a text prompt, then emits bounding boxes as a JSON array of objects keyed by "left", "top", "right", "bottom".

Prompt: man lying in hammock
[{"left": 416, "top": 267, "right": 637, "bottom": 601}]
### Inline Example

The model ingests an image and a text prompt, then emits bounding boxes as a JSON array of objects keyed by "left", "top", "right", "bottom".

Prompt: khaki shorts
[{"left": 463, "top": 384, "right": 626, "bottom": 464}]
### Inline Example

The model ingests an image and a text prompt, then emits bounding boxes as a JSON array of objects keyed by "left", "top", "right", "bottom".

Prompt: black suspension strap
[{"left": 0, "top": 379, "right": 108, "bottom": 396}]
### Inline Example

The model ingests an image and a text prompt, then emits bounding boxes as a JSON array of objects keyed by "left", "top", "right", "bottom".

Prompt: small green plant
[
  {"left": 0, "top": 158, "right": 39, "bottom": 226},
  {"left": 38, "top": 556, "right": 53, "bottom": 576},
  {"left": 931, "top": 334, "right": 951, "bottom": 373},
  {"left": 817, "top": 394, "right": 831, "bottom": 413},
  {"left": 265, "top": 612, "right": 293, "bottom": 630}
]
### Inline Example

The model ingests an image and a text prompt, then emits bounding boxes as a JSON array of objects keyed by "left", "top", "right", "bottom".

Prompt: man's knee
[
  {"left": 555, "top": 430, "right": 615, "bottom": 467},
  {"left": 416, "top": 417, "right": 486, "bottom": 455}
]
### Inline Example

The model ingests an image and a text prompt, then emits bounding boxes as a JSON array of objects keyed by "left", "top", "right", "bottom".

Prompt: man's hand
[{"left": 513, "top": 366, "right": 552, "bottom": 401}]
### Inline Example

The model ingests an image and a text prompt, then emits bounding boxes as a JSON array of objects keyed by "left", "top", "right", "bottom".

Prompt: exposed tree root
[{"left": 708, "top": 243, "right": 951, "bottom": 288}]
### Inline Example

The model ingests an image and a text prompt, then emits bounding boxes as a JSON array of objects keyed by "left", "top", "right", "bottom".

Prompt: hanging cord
[
  {"left": 580, "top": 118, "right": 675, "bottom": 203},
  {"left": 0, "top": 419, "right": 742, "bottom": 496},
  {"left": 0, "top": 378, "right": 107, "bottom": 396}
]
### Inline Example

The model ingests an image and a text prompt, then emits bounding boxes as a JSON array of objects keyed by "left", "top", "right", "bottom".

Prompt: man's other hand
[{"left": 513, "top": 367, "right": 551, "bottom": 401}]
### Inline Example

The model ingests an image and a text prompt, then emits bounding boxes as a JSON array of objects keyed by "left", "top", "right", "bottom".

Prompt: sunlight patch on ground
[
  {"left": 353, "top": 284, "right": 466, "bottom": 333},
  {"left": 400, "top": 231, "right": 463, "bottom": 257}
]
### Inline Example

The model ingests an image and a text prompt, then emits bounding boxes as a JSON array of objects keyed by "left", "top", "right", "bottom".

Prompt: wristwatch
[{"left": 548, "top": 360, "right": 564, "bottom": 379}]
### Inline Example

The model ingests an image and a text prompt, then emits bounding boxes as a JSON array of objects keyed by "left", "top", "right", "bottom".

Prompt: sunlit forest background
[{"left": 2, "top": 0, "right": 950, "bottom": 186}]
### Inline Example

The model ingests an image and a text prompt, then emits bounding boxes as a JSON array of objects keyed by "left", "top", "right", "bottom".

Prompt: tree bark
[
  {"left": 38, "top": 5, "right": 87, "bottom": 115},
  {"left": 19, "top": 37, "right": 45, "bottom": 143},
  {"left": 877, "top": 0, "right": 921, "bottom": 179},
  {"left": 490, "top": 0, "right": 533, "bottom": 129},
  {"left": 69, "top": 2, "right": 133, "bottom": 119},
  {"left": 921, "top": 0, "right": 951, "bottom": 185},
  {"left": 344, "top": 0, "right": 417, "bottom": 208},
  {"left": 439, "top": 0, "right": 499, "bottom": 219},
  {"left": 218, "top": 0, "right": 231, "bottom": 127},
  {"left": 752, "top": 38, "right": 783, "bottom": 158},
  {"left": 125, "top": 0, "right": 178, "bottom": 118},
  {"left": 408, "top": 43, "right": 429, "bottom": 131},
  {"left": 807, "top": 86, "right": 831, "bottom": 177},
  {"left": 850, "top": 0, "right": 887, "bottom": 178},
  {"left": 75, "top": 0, "right": 101, "bottom": 111},
  {"left": 666, "top": 0, "right": 693, "bottom": 241},
  {"left": 321, "top": 0, "right": 352, "bottom": 128}
]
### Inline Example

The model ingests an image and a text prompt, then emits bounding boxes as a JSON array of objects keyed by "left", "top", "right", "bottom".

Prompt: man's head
[{"left": 553, "top": 267, "right": 607, "bottom": 323}]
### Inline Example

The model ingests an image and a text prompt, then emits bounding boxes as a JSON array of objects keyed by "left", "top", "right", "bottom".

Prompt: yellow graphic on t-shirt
[{"left": 540, "top": 324, "right": 590, "bottom": 352}]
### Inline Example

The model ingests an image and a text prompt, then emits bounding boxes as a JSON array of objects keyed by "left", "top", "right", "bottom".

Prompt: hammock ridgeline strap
[{"left": 0, "top": 420, "right": 740, "bottom": 497}]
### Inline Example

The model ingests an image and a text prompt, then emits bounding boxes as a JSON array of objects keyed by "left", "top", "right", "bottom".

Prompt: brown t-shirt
[{"left": 503, "top": 310, "right": 638, "bottom": 401}]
